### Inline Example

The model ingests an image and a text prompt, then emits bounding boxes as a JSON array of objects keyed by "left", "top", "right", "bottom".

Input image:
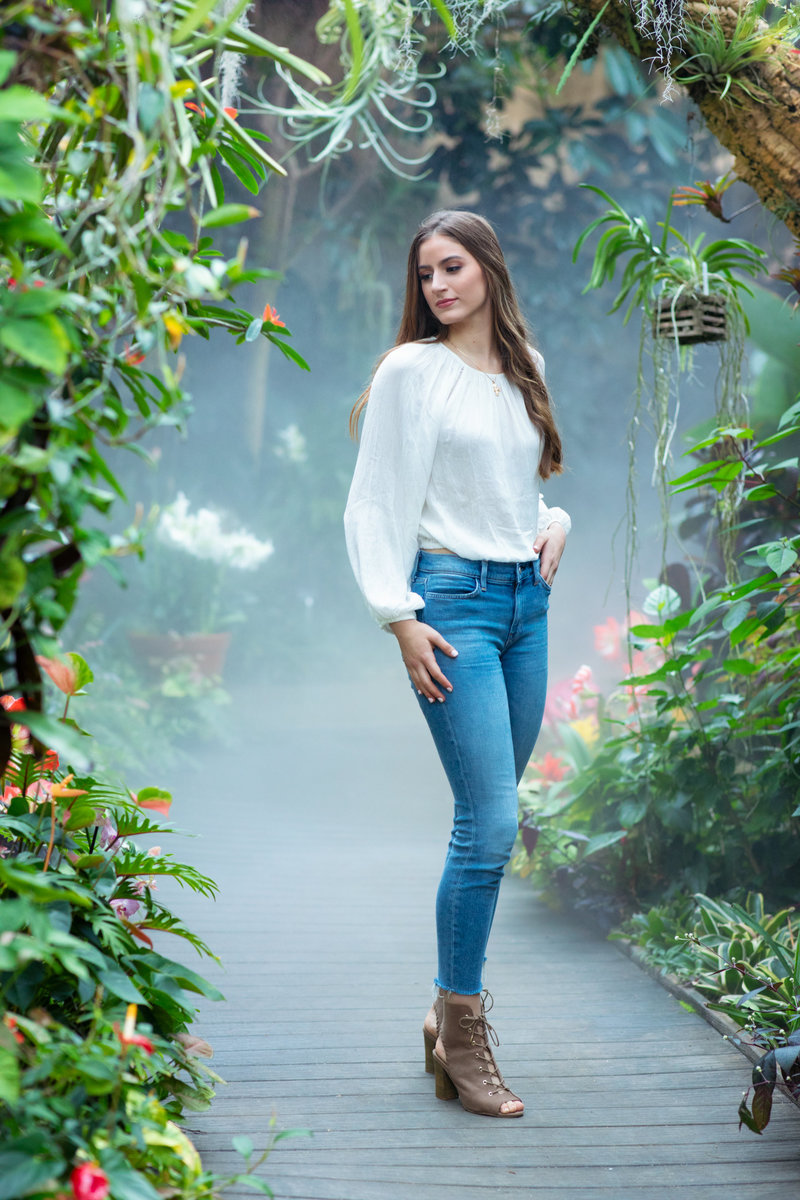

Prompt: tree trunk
[{"left": 571, "top": 0, "right": 800, "bottom": 236}]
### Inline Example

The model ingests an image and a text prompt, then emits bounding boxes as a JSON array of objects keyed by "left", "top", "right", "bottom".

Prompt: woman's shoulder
[
  {"left": 370, "top": 340, "right": 452, "bottom": 400},
  {"left": 377, "top": 339, "right": 444, "bottom": 377},
  {"left": 527, "top": 343, "right": 545, "bottom": 374}
]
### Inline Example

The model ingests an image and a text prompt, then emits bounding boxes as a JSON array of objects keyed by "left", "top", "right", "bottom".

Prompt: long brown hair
[{"left": 349, "top": 209, "right": 563, "bottom": 478}]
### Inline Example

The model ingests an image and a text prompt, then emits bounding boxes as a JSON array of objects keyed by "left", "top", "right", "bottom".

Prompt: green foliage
[
  {"left": 625, "top": 892, "right": 800, "bottom": 1134},
  {"left": 0, "top": 686, "right": 308, "bottom": 1193},
  {"left": 674, "top": 3, "right": 800, "bottom": 106},
  {"left": 0, "top": 0, "right": 313, "bottom": 761},
  {"left": 573, "top": 185, "right": 767, "bottom": 324}
]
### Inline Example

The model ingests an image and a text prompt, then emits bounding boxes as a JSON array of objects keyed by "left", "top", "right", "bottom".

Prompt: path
[{"left": 165, "top": 676, "right": 800, "bottom": 1199}]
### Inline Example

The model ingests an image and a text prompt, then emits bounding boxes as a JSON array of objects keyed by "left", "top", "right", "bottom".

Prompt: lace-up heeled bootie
[
  {"left": 432, "top": 991, "right": 524, "bottom": 1117},
  {"left": 422, "top": 993, "right": 443, "bottom": 1073}
]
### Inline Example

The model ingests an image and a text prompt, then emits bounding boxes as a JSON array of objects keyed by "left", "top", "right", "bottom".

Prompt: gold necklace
[{"left": 449, "top": 342, "right": 502, "bottom": 396}]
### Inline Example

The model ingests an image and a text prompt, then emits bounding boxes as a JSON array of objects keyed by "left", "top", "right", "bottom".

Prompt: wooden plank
[{"left": 163, "top": 679, "right": 800, "bottom": 1199}]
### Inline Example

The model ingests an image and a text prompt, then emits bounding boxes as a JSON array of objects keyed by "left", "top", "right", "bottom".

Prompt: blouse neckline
[{"left": 438, "top": 341, "right": 506, "bottom": 379}]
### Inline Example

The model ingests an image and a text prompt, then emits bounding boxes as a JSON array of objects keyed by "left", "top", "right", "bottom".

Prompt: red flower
[
  {"left": 185, "top": 101, "right": 206, "bottom": 116},
  {"left": 43, "top": 749, "right": 60, "bottom": 772},
  {"left": 1, "top": 695, "right": 25, "bottom": 712},
  {"left": 70, "top": 1164, "right": 110, "bottom": 1200},
  {"left": 532, "top": 751, "right": 568, "bottom": 783},
  {"left": 123, "top": 344, "right": 146, "bottom": 365},
  {"left": 224, "top": 106, "right": 238, "bottom": 119},
  {"left": 3, "top": 1014, "right": 24, "bottom": 1045},
  {"left": 115, "top": 1004, "right": 154, "bottom": 1055},
  {"left": 262, "top": 303, "right": 286, "bottom": 328}
]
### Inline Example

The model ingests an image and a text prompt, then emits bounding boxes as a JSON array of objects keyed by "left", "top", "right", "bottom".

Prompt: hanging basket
[{"left": 652, "top": 293, "right": 728, "bottom": 345}]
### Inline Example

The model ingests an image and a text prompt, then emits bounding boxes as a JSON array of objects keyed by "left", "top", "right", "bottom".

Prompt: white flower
[
  {"left": 273, "top": 423, "right": 308, "bottom": 464},
  {"left": 156, "top": 493, "right": 273, "bottom": 570}
]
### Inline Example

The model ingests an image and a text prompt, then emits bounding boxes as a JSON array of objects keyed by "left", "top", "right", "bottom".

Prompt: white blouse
[{"left": 344, "top": 339, "right": 571, "bottom": 628}]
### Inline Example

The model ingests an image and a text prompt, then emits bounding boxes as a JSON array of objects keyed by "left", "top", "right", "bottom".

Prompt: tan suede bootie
[{"left": 432, "top": 991, "right": 523, "bottom": 1117}]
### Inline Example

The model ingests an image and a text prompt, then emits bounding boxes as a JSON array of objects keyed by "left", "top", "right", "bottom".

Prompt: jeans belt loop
[{"left": 480, "top": 560, "right": 488, "bottom": 591}]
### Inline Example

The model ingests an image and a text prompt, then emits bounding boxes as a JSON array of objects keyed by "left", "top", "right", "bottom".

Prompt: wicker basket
[{"left": 652, "top": 293, "right": 727, "bottom": 344}]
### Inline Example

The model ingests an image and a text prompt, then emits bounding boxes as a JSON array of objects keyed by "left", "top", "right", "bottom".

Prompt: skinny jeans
[{"left": 411, "top": 550, "right": 550, "bottom": 996}]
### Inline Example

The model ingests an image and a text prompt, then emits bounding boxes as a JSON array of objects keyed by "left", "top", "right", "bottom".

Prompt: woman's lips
[{"left": 436, "top": 298, "right": 457, "bottom": 308}]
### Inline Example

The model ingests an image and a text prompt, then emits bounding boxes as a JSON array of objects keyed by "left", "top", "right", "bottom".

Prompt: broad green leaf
[
  {"left": 97, "top": 963, "right": 146, "bottom": 1004},
  {"left": 723, "top": 658, "right": 759, "bottom": 676},
  {"left": 764, "top": 544, "right": 797, "bottom": 577},
  {"left": 22, "top": 711, "right": 91, "bottom": 770},
  {"left": 232, "top": 1134, "right": 253, "bottom": 1160},
  {"left": 0, "top": 1157, "right": 56, "bottom": 1200},
  {"left": 0, "top": 554, "right": 25, "bottom": 607},
  {"left": 0, "top": 51, "right": 15, "bottom": 87},
  {"left": 0, "top": 314, "right": 70, "bottom": 374},
  {"left": 66, "top": 651, "right": 94, "bottom": 693},
  {"left": 0, "top": 86, "right": 52, "bottom": 123},
  {"left": 0, "top": 1044, "right": 20, "bottom": 1106},
  {"left": 722, "top": 600, "right": 751, "bottom": 633},
  {"left": 582, "top": 829, "right": 627, "bottom": 857}
]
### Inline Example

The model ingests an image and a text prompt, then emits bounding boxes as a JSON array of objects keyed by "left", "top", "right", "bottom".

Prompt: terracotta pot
[{"left": 128, "top": 632, "right": 231, "bottom": 680}]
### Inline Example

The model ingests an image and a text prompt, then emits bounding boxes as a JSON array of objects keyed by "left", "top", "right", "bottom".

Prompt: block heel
[
  {"left": 432, "top": 1052, "right": 458, "bottom": 1100},
  {"left": 423, "top": 1028, "right": 435, "bottom": 1074}
]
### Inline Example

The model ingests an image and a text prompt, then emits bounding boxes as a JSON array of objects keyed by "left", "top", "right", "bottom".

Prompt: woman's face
[{"left": 417, "top": 233, "right": 490, "bottom": 329}]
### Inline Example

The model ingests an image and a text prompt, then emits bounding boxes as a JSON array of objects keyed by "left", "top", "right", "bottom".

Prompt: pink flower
[
  {"left": 36, "top": 655, "right": 78, "bottom": 696},
  {"left": 70, "top": 1164, "right": 110, "bottom": 1200},
  {"left": 594, "top": 616, "right": 621, "bottom": 660},
  {"left": 571, "top": 664, "right": 594, "bottom": 695},
  {"left": 111, "top": 897, "right": 141, "bottom": 919}
]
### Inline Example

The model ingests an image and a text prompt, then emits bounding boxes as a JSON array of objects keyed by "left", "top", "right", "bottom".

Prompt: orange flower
[
  {"left": 36, "top": 655, "right": 78, "bottom": 696},
  {"left": 51, "top": 774, "right": 88, "bottom": 800},
  {"left": 262, "top": 303, "right": 286, "bottom": 328},
  {"left": 185, "top": 101, "right": 206, "bottom": 116},
  {"left": 224, "top": 106, "right": 238, "bottom": 119},
  {"left": 531, "top": 751, "right": 568, "bottom": 783}
]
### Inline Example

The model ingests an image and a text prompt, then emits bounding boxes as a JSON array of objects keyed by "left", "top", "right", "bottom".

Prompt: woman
[{"left": 344, "top": 210, "right": 570, "bottom": 1118}]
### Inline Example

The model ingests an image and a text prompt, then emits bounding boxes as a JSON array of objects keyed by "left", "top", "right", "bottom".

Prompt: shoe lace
[{"left": 458, "top": 1009, "right": 514, "bottom": 1097}]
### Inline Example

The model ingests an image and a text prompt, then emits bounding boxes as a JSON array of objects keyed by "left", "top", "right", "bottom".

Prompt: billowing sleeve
[
  {"left": 344, "top": 345, "right": 442, "bottom": 628},
  {"left": 537, "top": 494, "right": 571, "bottom": 536},
  {"left": 531, "top": 347, "right": 572, "bottom": 536}
]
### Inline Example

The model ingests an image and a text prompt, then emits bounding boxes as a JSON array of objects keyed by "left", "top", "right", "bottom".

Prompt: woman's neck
[{"left": 444, "top": 326, "right": 502, "bottom": 374}]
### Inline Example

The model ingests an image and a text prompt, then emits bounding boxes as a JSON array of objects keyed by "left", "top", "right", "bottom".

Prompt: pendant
[{"left": 490, "top": 379, "right": 500, "bottom": 396}]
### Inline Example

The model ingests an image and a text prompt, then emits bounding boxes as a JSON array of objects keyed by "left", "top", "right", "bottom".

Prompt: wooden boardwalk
[{"left": 167, "top": 678, "right": 800, "bottom": 1199}]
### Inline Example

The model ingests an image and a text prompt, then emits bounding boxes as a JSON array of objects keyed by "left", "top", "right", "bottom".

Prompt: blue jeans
[{"left": 411, "top": 551, "right": 550, "bottom": 995}]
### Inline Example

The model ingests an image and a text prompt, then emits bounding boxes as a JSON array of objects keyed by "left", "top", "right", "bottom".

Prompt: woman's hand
[
  {"left": 388, "top": 618, "right": 458, "bottom": 703},
  {"left": 532, "top": 521, "right": 566, "bottom": 587}
]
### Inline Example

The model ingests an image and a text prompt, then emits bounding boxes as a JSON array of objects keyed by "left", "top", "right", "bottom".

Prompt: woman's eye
[
  {"left": 446, "top": 266, "right": 461, "bottom": 274},
  {"left": 419, "top": 273, "right": 431, "bottom": 282}
]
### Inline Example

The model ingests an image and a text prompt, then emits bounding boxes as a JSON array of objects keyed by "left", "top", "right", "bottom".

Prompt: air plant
[
  {"left": 673, "top": 2, "right": 800, "bottom": 106},
  {"left": 671, "top": 171, "right": 736, "bottom": 223}
]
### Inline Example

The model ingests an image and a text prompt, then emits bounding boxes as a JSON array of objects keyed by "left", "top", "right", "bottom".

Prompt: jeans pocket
[{"left": 424, "top": 573, "right": 480, "bottom": 599}]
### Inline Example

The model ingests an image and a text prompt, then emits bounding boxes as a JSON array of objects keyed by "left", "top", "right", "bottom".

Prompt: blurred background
[{"left": 62, "top": 0, "right": 797, "bottom": 777}]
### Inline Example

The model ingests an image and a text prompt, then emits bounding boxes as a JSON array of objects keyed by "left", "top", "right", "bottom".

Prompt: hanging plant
[{"left": 573, "top": 182, "right": 768, "bottom": 586}]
